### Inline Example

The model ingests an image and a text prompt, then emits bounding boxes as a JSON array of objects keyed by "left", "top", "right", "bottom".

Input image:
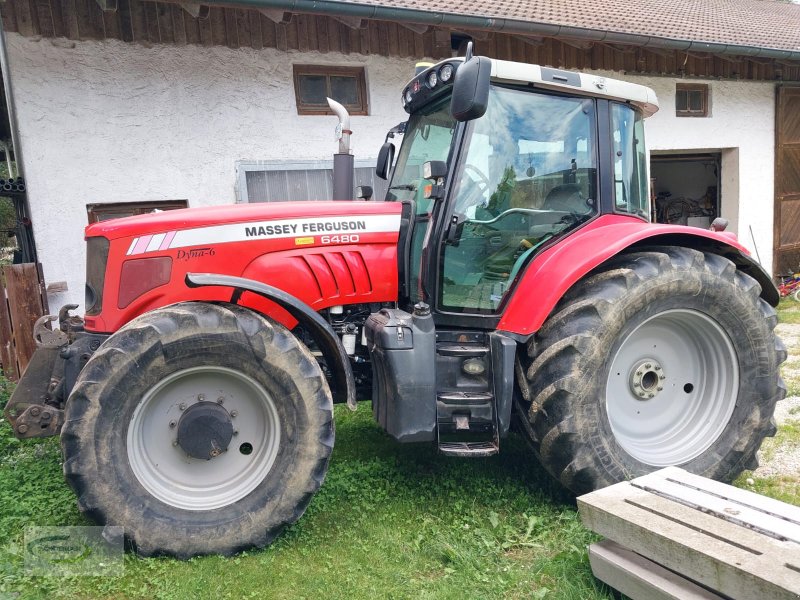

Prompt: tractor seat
[{"left": 543, "top": 183, "right": 586, "bottom": 213}]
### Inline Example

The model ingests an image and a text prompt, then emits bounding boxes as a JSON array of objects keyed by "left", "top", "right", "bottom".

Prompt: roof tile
[{"left": 339, "top": 0, "right": 800, "bottom": 51}]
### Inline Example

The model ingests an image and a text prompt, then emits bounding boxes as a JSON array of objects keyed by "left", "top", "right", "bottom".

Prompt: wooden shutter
[{"left": 774, "top": 86, "right": 800, "bottom": 274}]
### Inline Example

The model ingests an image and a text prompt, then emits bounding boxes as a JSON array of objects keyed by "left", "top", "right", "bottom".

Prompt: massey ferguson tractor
[{"left": 4, "top": 47, "right": 785, "bottom": 558}]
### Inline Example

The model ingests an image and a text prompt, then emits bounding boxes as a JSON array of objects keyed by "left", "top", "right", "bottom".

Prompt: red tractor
[{"left": 5, "top": 49, "right": 784, "bottom": 558}]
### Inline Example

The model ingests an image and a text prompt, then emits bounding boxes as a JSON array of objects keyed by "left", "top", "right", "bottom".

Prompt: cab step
[
  {"left": 439, "top": 441, "right": 499, "bottom": 457},
  {"left": 436, "top": 343, "right": 489, "bottom": 357}
]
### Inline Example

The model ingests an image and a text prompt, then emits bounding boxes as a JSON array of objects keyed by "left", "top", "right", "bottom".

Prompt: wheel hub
[
  {"left": 176, "top": 401, "right": 234, "bottom": 460},
  {"left": 629, "top": 359, "right": 665, "bottom": 400}
]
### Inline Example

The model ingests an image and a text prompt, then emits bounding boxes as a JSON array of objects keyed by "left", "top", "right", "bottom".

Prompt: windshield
[{"left": 387, "top": 97, "right": 457, "bottom": 207}]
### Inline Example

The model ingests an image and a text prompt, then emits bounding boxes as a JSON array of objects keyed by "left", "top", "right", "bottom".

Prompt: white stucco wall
[
  {"left": 5, "top": 33, "right": 777, "bottom": 311},
  {"left": 5, "top": 33, "right": 412, "bottom": 310}
]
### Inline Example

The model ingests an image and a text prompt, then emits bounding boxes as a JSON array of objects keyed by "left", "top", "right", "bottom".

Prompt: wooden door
[{"left": 774, "top": 86, "right": 800, "bottom": 275}]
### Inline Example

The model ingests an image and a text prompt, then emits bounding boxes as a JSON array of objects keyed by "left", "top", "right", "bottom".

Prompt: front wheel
[
  {"left": 518, "top": 247, "right": 786, "bottom": 494},
  {"left": 61, "top": 302, "right": 334, "bottom": 558}
]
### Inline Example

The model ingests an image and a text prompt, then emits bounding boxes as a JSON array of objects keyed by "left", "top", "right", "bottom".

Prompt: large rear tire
[
  {"left": 61, "top": 302, "right": 334, "bottom": 558},
  {"left": 518, "top": 247, "right": 786, "bottom": 495}
]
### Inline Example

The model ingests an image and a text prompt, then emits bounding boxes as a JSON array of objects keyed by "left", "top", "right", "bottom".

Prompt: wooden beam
[
  {"left": 433, "top": 29, "right": 450, "bottom": 48},
  {"left": 179, "top": 2, "right": 209, "bottom": 19},
  {"left": 518, "top": 35, "right": 546, "bottom": 47},
  {"left": 95, "top": 0, "right": 118, "bottom": 12},
  {"left": 559, "top": 38, "right": 594, "bottom": 51},
  {"left": 259, "top": 8, "right": 291, "bottom": 24},
  {"left": 332, "top": 15, "right": 365, "bottom": 30},
  {"left": 457, "top": 29, "right": 489, "bottom": 41},
  {"left": 401, "top": 22, "right": 428, "bottom": 35}
]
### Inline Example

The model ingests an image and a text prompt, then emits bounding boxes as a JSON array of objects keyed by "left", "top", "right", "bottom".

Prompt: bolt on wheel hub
[{"left": 629, "top": 359, "right": 665, "bottom": 400}]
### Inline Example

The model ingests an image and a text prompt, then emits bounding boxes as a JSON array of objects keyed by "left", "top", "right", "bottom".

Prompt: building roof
[{"left": 338, "top": 0, "right": 800, "bottom": 52}]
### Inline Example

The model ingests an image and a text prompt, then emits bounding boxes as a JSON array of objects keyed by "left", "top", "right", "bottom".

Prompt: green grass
[
  {"left": 0, "top": 378, "right": 610, "bottom": 600},
  {"left": 776, "top": 297, "right": 800, "bottom": 324}
]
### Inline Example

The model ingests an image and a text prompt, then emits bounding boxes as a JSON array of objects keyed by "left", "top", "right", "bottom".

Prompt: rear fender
[
  {"left": 497, "top": 215, "right": 777, "bottom": 337},
  {"left": 185, "top": 273, "right": 356, "bottom": 410}
]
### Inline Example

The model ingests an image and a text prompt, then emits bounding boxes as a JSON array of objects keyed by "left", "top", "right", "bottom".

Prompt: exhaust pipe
[{"left": 327, "top": 97, "right": 354, "bottom": 201}]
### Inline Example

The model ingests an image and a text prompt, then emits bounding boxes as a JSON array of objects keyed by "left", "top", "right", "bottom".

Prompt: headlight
[
  {"left": 427, "top": 71, "right": 438, "bottom": 88},
  {"left": 439, "top": 63, "right": 454, "bottom": 82}
]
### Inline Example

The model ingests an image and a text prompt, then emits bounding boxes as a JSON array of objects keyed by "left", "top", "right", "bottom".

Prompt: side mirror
[
  {"left": 376, "top": 142, "right": 395, "bottom": 180},
  {"left": 450, "top": 56, "right": 492, "bottom": 122},
  {"left": 356, "top": 185, "right": 373, "bottom": 200}
]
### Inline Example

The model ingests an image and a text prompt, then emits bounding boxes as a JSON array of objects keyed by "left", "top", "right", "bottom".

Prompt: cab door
[{"left": 438, "top": 86, "right": 599, "bottom": 314}]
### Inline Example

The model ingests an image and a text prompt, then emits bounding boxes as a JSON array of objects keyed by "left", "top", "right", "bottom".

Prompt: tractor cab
[{"left": 381, "top": 52, "right": 656, "bottom": 319}]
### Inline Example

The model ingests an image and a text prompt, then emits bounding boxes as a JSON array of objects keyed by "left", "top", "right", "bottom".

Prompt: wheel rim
[
  {"left": 605, "top": 309, "right": 739, "bottom": 466},
  {"left": 127, "top": 366, "right": 281, "bottom": 511}
]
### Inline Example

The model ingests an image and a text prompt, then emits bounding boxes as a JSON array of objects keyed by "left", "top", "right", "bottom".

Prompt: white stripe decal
[
  {"left": 126, "top": 238, "right": 138, "bottom": 255},
  {"left": 163, "top": 214, "right": 402, "bottom": 251},
  {"left": 146, "top": 233, "right": 167, "bottom": 253}
]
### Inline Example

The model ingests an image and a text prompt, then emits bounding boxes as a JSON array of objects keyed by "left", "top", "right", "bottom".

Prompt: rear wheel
[
  {"left": 518, "top": 247, "right": 786, "bottom": 494},
  {"left": 61, "top": 302, "right": 334, "bottom": 557}
]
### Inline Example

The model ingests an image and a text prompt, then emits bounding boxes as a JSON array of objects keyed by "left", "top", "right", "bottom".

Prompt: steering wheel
[{"left": 463, "top": 164, "right": 491, "bottom": 193}]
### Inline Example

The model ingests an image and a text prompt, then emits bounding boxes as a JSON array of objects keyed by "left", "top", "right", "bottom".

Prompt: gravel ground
[{"left": 752, "top": 323, "right": 800, "bottom": 478}]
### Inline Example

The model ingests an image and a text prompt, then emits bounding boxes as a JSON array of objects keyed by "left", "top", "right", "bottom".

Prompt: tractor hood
[{"left": 83, "top": 200, "right": 404, "bottom": 334}]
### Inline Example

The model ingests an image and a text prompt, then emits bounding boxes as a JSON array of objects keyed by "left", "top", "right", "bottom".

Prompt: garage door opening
[{"left": 651, "top": 153, "right": 721, "bottom": 228}]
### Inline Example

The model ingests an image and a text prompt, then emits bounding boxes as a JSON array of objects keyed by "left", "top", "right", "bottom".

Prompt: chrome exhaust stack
[{"left": 327, "top": 97, "right": 355, "bottom": 201}]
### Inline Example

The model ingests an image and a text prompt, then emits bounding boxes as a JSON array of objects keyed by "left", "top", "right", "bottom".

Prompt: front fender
[
  {"left": 498, "top": 215, "right": 777, "bottom": 337},
  {"left": 185, "top": 273, "right": 356, "bottom": 410}
]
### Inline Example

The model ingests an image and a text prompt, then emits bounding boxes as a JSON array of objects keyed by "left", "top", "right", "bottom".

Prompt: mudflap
[{"left": 3, "top": 346, "right": 65, "bottom": 438}]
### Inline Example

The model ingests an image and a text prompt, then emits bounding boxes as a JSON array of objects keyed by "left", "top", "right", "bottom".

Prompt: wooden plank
[
  {"left": 0, "top": 275, "right": 18, "bottom": 382},
  {"left": 234, "top": 9, "right": 249, "bottom": 49},
  {"left": 59, "top": 0, "right": 79, "bottom": 38},
  {"left": 101, "top": 2, "right": 120, "bottom": 39},
  {"left": 14, "top": 0, "right": 38, "bottom": 36},
  {"left": 34, "top": 0, "right": 56, "bottom": 37},
  {"left": 578, "top": 480, "right": 800, "bottom": 600},
  {"left": 34, "top": 263, "right": 48, "bottom": 315},
  {"left": 633, "top": 467, "right": 800, "bottom": 542},
  {"left": 259, "top": 14, "right": 275, "bottom": 49},
  {"left": 3, "top": 264, "right": 44, "bottom": 376},
  {"left": 248, "top": 9, "right": 261, "bottom": 49},
  {"left": 295, "top": 12, "right": 308, "bottom": 52},
  {"left": 1, "top": 0, "right": 19, "bottom": 33},
  {"left": 197, "top": 7, "right": 212, "bottom": 46},
  {"left": 116, "top": 0, "right": 133, "bottom": 42},
  {"left": 273, "top": 21, "right": 286, "bottom": 51},
  {"left": 589, "top": 540, "right": 724, "bottom": 600},
  {"left": 223, "top": 7, "right": 238, "bottom": 49},
  {"left": 127, "top": 0, "right": 148, "bottom": 42},
  {"left": 142, "top": 0, "right": 160, "bottom": 42},
  {"left": 170, "top": 4, "right": 186, "bottom": 45},
  {"left": 327, "top": 16, "right": 341, "bottom": 53},
  {"left": 208, "top": 6, "right": 226, "bottom": 46},
  {"left": 155, "top": 1, "right": 174, "bottom": 44},
  {"left": 315, "top": 15, "right": 328, "bottom": 54}
]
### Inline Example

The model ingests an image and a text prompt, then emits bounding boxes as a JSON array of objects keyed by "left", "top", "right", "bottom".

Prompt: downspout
[{"left": 207, "top": 0, "right": 800, "bottom": 61}]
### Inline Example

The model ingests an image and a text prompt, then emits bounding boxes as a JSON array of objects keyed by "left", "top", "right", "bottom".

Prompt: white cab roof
[{"left": 491, "top": 59, "right": 660, "bottom": 117}]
